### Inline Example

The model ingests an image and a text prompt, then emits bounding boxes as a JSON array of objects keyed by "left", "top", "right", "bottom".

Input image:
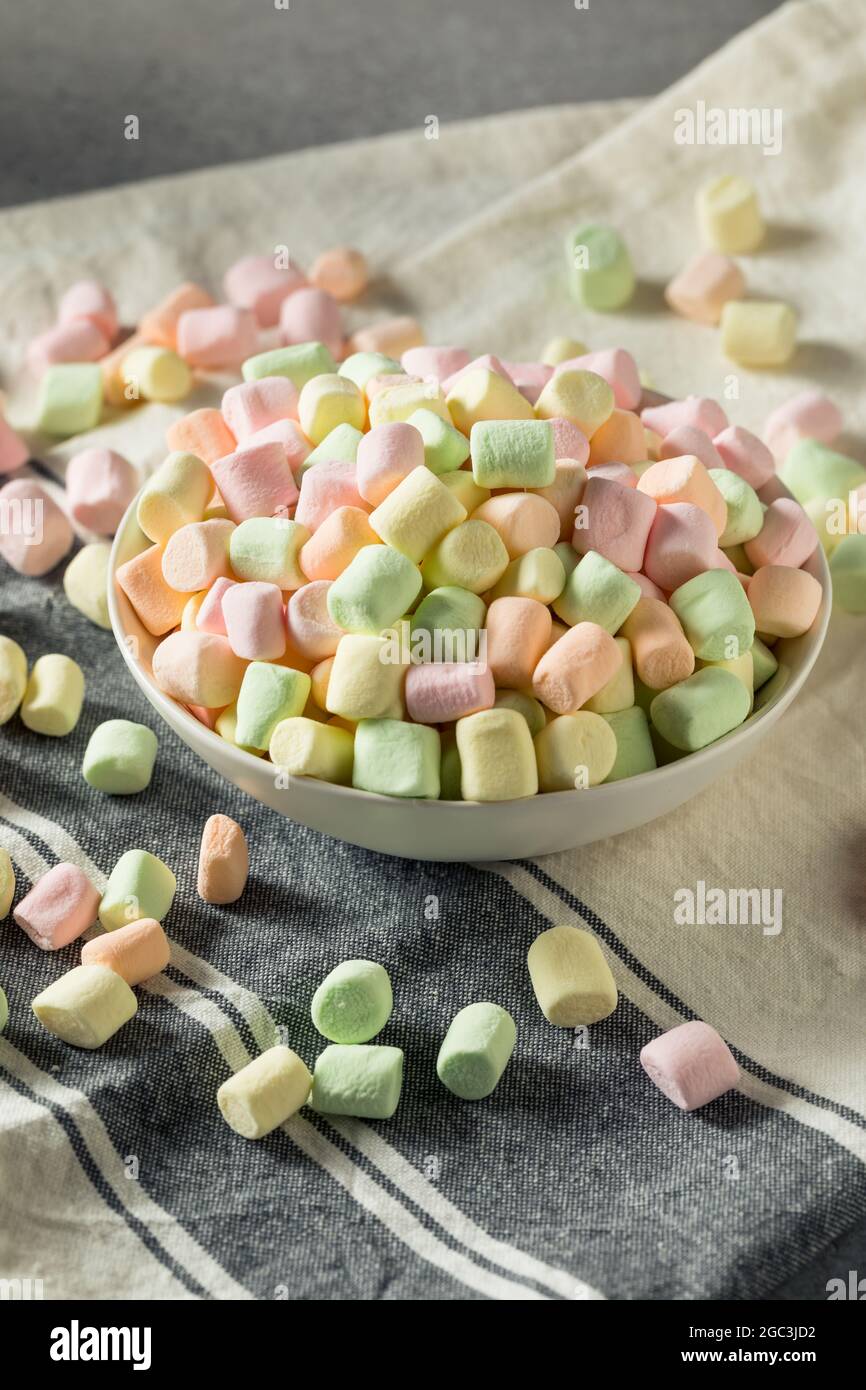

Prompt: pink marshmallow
[
  {"left": 572, "top": 475, "right": 657, "bottom": 572},
  {"left": 627, "top": 571, "right": 666, "bottom": 600},
  {"left": 549, "top": 417, "right": 590, "bottom": 466},
  {"left": 640, "top": 1020, "right": 739, "bottom": 1111},
  {"left": 763, "top": 388, "right": 843, "bottom": 462},
  {"left": 557, "top": 348, "right": 641, "bottom": 410},
  {"left": 0, "top": 478, "right": 74, "bottom": 576},
  {"left": 246, "top": 419, "right": 311, "bottom": 475},
  {"left": 711, "top": 425, "right": 775, "bottom": 489},
  {"left": 65, "top": 447, "right": 139, "bottom": 535},
  {"left": 286, "top": 580, "right": 343, "bottom": 661},
  {"left": 223, "top": 254, "right": 307, "bottom": 328},
  {"left": 502, "top": 361, "right": 554, "bottom": 405},
  {"left": 641, "top": 395, "right": 728, "bottom": 440},
  {"left": 642, "top": 502, "right": 719, "bottom": 592},
  {"left": 210, "top": 441, "right": 299, "bottom": 524},
  {"left": 222, "top": 377, "right": 299, "bottom": 441},
  {"left": 222, "top": 581, "right": 286, "bottom": 661},
  {"left": 586, "top": 461, "right": 637, "bottom": 488},
  {"left": 0, "top": 414, "right": 29, "bottom": 475},
  {"left": 279, "top": 287, "right": 344, "bottom": 359},
  {"left": 660, "top": 425, "right": 724, "bottom": 474},
  {"left": 405, "top": 661, "right": 495, "bottom": 724},
  {"left": 401, "top": 346, "right": 470, "bottom": 381},
  {"left": 356, "top": 422, "right": 425, "bottom": 506},
  {"left": 14, "top": 862, "right": 100, "bottom": 951},
  {"left": 187, "top": 703, "right": 223, "bottom": 730},
  {"left": 176, "top": 306, "right": 258, "bottom": 370},
  {"left": 58, "top": 280, "right": 118, "bottom": 341},
  {"left": 744, "top": 497, "right": 818, "bottom": 570},
  {"left": 27, "top": 319, "right": 109, "bottom": 376},
  {"left": 440, "top": 353, "right": 512, "bottom": 395},
  {"left": 196, "top": 576, "right": 237, "bottom": 636},
  {"left": 295, "top": 461, "right": 368, "bottom": 531}
]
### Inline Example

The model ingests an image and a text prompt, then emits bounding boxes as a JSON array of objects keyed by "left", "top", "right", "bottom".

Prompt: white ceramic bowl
[{"left": 109, "top": 483, "right": 830, "bottom": 862}]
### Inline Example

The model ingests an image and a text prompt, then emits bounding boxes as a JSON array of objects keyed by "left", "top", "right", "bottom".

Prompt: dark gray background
[
  {"left": 5, "top": 0, "right": 859, "bottom": 1307},
  {"left": 2, "top": 0, "right": 784, "bottom": 208}
]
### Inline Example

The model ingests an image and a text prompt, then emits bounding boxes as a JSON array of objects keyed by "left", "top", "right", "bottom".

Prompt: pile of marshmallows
[{"left": 0, "top": 823, "right": 740, "bottom": 1126}]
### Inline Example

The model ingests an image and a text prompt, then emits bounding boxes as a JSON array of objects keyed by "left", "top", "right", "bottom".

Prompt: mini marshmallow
[
  {"left": 603, "top": 705, "right": 657, "bottom": 781},
  {"left": 446, "top": 368, "right": 533, "bottom": 433},
  {"left": 122, "top": 345, "right": 192, "bottom": 404},
  {"left": 542, "top": 336, "right": 588, "bottom": 367},
  {"left": 456, "top": 707, "right": 538, "bottom": 801},
  {"left": 311, "top": 959, "right": 392, "bottom": 1045},
  {"left": 222, "top": 377, "right": 299, "bottom": 442},
  {"left": 28, "top": 318, "right": 109, "bottom": 375},
  {"left": 530, "top": 459, "right": 588, "bottom": 540},
  {"left": 747, "top": 564, "right": 823, "bottom": 638},
  {"left": 763, "top": 389, "right": 843, "bottom": 462},
  {"left": 229, "top": 517, "right": 309, "bottom": 589},
  {"left": 218, "top": 1045, "right": 312, "bottom": 1139},
  {"left": 485, "top": 597, "right": 552, "bottom": 690},
  {"left": 166, "top": 409, "right": 237, "bottom": 466},
  {"left": 82, "top": 719, "right": 158, "bottom": 794},
  {"left": 81, "top": 917, "right": 170, "bottom": 986},
  {"left": 669, "top": 569, "right": 756, "bottom": 661},
  {"left": 406, "top": 407, "right": 469, "bottom": 475},
  {"left": 222, "top": 582, "right": 286, "bottom": 661},
  {"left": 554, "top": 551, "right": 641, "bottom": 633},
  {"left": 559, "top": 349, "right": 641, "bottom": 411},
  {"left": 309, "top": 246, "right": 369, "bottom": 302},
  {"left": 177, "top": 305, "right": 258, "bottom": 370},
  {"left": 140, "top": 282, "right": 214, "bottom": 349},
  {"left": 640, "top": 396, "right": 728, "bottom": 440},
  {"left": 504, "top": 360, "right": 553, "bottom": 406},
  {"left": 295, "top": 460, "right": 367, "bottom": 531},
  {"left": 650, "top": 667, "right": 750, "bottom": 751},
  {"left": 197, "top": 813, "right": 249, "bottom": 904},
  {"left": 298, "top": 373, "right": 365, "bottom": 446},
  {"left": 137, "top": 452, "right": 214, "bottom": 544},
  {"left": 534, "top": 711, "right": 617, "bottom": 790},
  {"left": 405, "top": 661, "right": 494, "bottom": 724},
  {"left": 311, "top": 1043, "right": 404, "bottom": 1119},
  {"left": 99, "top": 849, "right": 176, "bottom": 931},
  {"left": 411, "top": 586, "right": 486, "bottom": 653},
  {"left": 32, "top": 964, "right": 137, "bottom": 1049},
  {"left": 356, "top": 422, "right": 424, "bottom": 505},
  {"left": 152, "top": 631, "right": 247, "bottom": 708},
  {"left": 829, "top": 536, "right": 866, "bottom": 613},
  {"left": 66, "top": 448, "right": 138, "bottom": 535},
  {"left": 493, "top": 690, "right": 547, "bottom": 738},
  {"left": 642, "top": 502, "right": 720, "bottom": 592},
  {"left": 549, "top": 418, "right": 591, "bottom": 464},
  {"left": 235, "top": 662, "right": 311, "bottom": 748},
  {"left": 370, "top": 462, "right": 466, "bottom": 561},
  {"left": 243, "top": 342, "right": 337, "bottom": 389},
  {"left": 116, "top": 543, "right": 188, "bottom": 635},
  {"left": 659, "top": 426, "right": 725, "bottom": 476},
  {"left": 326, "top": 634, "right": 406, "bottom": 721},
  {"left": 436, "top": 1002, "right": 516, "bottom": 1100},
  {"left": 0, "top": 635, "right": 27, "bottom": 724},
  {"left": 720, "top": 300, "right": 797, "bottom": 367},
  {"left": 641, "top": 1020, "right": 739, "bottom": 1111},
  {"left": 14, "top": 863, "right": 100, "bottom": 951},
  {"left": 349, "top": 316, "right": 424, "bottom": 358},
  {"left": 368, "top": 380, "right": 450, "bottom": 429},
  {"left": 0, "top": 478, "right": 73, "bottom": 576},
  {"left": 488, "top": 548, "right": 566, "bottom": 605},
  {"left": 280, "top": 287, "right": 344, "bottom": 359},
  {"left": 532, "top": 621, "right": 622, "bottom": 714},
  {"left": 697, "top": 174, "right": 764, "bottom": 254},
  {"left": 223, "top": 253, "right": 306, "bottom": 327},
  {"left": 527, "top": 926, "right": 618, "bottom": 1025},
  {"left": 58, "top": 279, "right": 118, "bottom": 341},
  {"left": 327, "top": 544, "right": 421, "bottom": 633},
  {"left": 299, "top": 506, "right": 379, "bottom": 581},
  {"left": 638, "top": 456, "right": 726, "bottom": 536},
  {"left": 269, "top": 715, "right": 354, "bottom": 783},
  {"left": 352, "top": 718, "right": 440, "bottom": 798},
  {"left": 584, "top": 636, "right": 634, "bottom": 714},
  {"left": 665, "top": 251, "right": 745, "bottom": 324},
  {"left": 535, "top": 370, "right": 615, "bottom": 438},
  {"left": 744, "top": 497, "right": 818, "bottom": 569},
  {"left": 302, "top": 423, "right": 362, "bottom": 472},
  {"left": 20, "top": 654, "right": 84, "bottom": 736},
  {"left": 588, "top": 408, "right": 646, "bottom": 467},
  {"left": 708, "top": 469, "right": 764, "bottom": 547},
  {"left": 713, "top": 426, "right": 775, "bottom": 490},
  {"left": 470, "top": 419, "right": 555, "bottom": 490},
  {"left": 286, "top": 581, "right": 342, "bottom": 662},
  {"left": 211, "top": 441, "right": 299, "bottom": 524},
  {"left": 566, "top": 223, "right": 634, "bottom": 310},
  {"left": 780, "top": 439, "right": 866, "bottom": 509},
  {"left": 421, "top": 520, "right": 509, "bottom": 595},
  {"left": 621, "top": 597, "right": 695, "bottom": 690},
  {"left": 339, "top": 351, "right": 403, "bottom": 390},
  {"left": 162, "top": 519, "right": 234, "bottom": 592},
  {"left": 36, "top": 363, "right": 102, "bottom": 435},
  {"left": 572, "top": 474, "right": 657, "bottom": 573},
  {"left": 439, "top": 470, "right": 490, "bottom": 514},
  {"left": 402, "top": 346, "right": 470, "bottom": 382}
]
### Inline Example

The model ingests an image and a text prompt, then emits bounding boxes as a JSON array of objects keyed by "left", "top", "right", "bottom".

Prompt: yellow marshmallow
[
  {"left": 369, "top": 466, "right": 466, "bottom": 563},
  {"left": 527, "top": 925, "right": 618, "bottom": 1026},
  {"left": 446, "top": 368, "right": 533, "bottom": 433},
  {"left": 456, "top": 707, "right": 538, "bottom": 801},
  {"left": 137, "top": 452, "right": 214, "bottom": 546},
  {"left": 0, "top": 634, "right": 28, "bottom": 724},
  {"left": 368, "top": 380, "right": 451, "bottom": 429},
  {"left": 534, "top": 711, "right": 617, "bottom": 790},
  {"left": 214, "top": 701, "right": 264, "bottom": 756},
  {"left": 696, "top": 174, "right": 765, "bottom": 254},
  {"left": 122, "top": 345, "right": 193, "bottom": 404},
  {"left": 541, "top": 336, "right": 589, "bottom": 367},
  {"left": 32, "top": 964, "right": 137, "bottom": 1049},
  {"left": 298, "top": 373, "right": 366, "bottom": 446},
  {"left": 218, "top": 1045, "right": 313, "bottom": 1139},
  {"left": 535, "top": 369, "right": 614, "bottom": 437},
  {"left": 63, "top": 542, "right": 112, "bottom": 629},
  {"left": 20, "top": 654, "right": 84, "bottom": 736},
  {"left": 720, "top": 300, "right": 797, "bottom": 367},
  {"left": 420, "top": 519, "right": 509, "bottom": 595},
  {"left": 269, "top": 716, "right": 354, "bottom": 784},
  {"left": 325, "top": 634, "right": 407, "bottom": 721},
  {"left": 181, "top": 591, "right": 208, "bottom": 631}
]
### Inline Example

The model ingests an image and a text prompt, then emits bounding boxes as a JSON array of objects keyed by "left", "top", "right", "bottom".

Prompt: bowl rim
[{"left": 108, "top": 484, "right": 832, "bottom": 813}]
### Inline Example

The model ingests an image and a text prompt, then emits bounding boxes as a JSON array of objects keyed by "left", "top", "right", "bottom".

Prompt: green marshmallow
[
  {"left": 242, "top": 342, "right": 336, "bottom": 389},
  {"left": 229, "top": 517, "right": 308, "bottom": 589},
  {"left": 436, "top": 1002, "right": 516, "bottom": 1101},
  {"left": 98, "top": 849, "right": 176, "bottom": 931},
  {"left": 235, "top": 663, "right": 311, "bottom": 750},
  {"left": 311, "top": 959, "right": 393, "bottom": 1044},
  {"left": 37, "top": 364, "right": 102, "bottom": 435},
  {"left": 82, "top": 719, "right": 158, "bottom": 795},
  {"left": 300, "top": 423, "right": 363, "bottom": 475},
  {"left": 633, "top": 674, "right": 659, "bottom": 714},
  {"left": 753, "top": 662, "right": 790, "bottom": 712},
  {"left": 553, "top": 541, "right": 580, "bottom": 580},
  {"left": 780, "top": 439, "right": 866, "bottom": 507},
  {"left": 0, "top": 986, "right": 7, "bottom": 1034},
  {"left": 709, "top": 469, "right": 763, "bottom": 547},
  {"left": 407, "top": 407, "right": 470, "bottom": 474},
  {"left": 352, "top": 718, "right": 440, "bottom": 799},
  {"left": 750, "top": 636, "right": 779, "bottom": 690},
  {"left": 470, "top": 419, "right": 555, "bottom": 489},
  {"left": 650, "top": 722, "right": 688, "bottom": 765},
  {"left": 328, "top": 544, "right": 422, "bottom": 634},
  {"left": 602, "top": 706, "right": 657, "bottom": 782},
  {"left": 338, "top": 351, "right": 403, "bottom": 390},
  {"left": 553, "top": 550, "right": 641, "bottom": 632},
  {"left": 721, "top": 542, "right": 755, "bottom": 576},
  {"left": 650, "top": 667, "right": 751, "bottom": 752},
  {"left": 410, "top": 586, "right": 486, "bottom": 659},
  {"left": 310, "top": 1044, "right": 404, "bottom": 1119},
  {"left": 829, "top": 535, "right": 866, "bottom": 612},
  {"left": 566, "top": 223, "right": 635, "bottom": 311},
  {"left": 488, "top": 547, "right": 566, "bottom": 604},
  {"left": 439, "top": 730, "right": 462, "bottom": 800},
  {"left": 669, "top": 569, "right": 755, "bottom": 661},
  {"left": 494, "top": 689, "right": 547, "bottom": 738}
]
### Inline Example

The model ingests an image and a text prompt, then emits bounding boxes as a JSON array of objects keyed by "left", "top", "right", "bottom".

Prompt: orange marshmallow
[
  {"left": 166, "top": 409, "right": 236, "bottom": 465},
  {"left": 309, "top": 246, "right": 369, "bottom": 302},
  {"left": 161, "top": 519, "right": 235, "bottom": 593},
  {"left": 299, "top": 506, "right": 379, "bottom": 580},
  {"left": 152, "top": 631, "right": 246, "bottom": 708},
  {"left": 747, "top": 565, "right": 823, "bottom": 638},
  {"left": 485, "top": 597, "right": 552, "bottom": 690},
  {"left": 349, "top": 316, "right": 425, "bottom": 357},
  {"left": 531, "top": 621, "right": 621, "bottom": 714},
  {"left": 471, "top": 494, "right": 560, "bottom": 559},
  {"left": 197, "top": 813, "right": 249, "bottom": 904},
  {"left": 139, "top": 283, "right": 215, "bottom": 350},
  {"left": 530, "top": 459, "right": 588, "bottom": 540},
  {"left": 620, "top": 597, "right": 695, "bottom": 690},
  {"left": 588, "top": 408, "right": 646, "bottom": 467},
  {"left": 115, "top": 544, "right": 187, "bottom": 636},
  {"left": 81, "top": 917, "right": 170, "bottom": 985},
  {"left": 637, "top": 455, "right": 727, "bottom": 537}
]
